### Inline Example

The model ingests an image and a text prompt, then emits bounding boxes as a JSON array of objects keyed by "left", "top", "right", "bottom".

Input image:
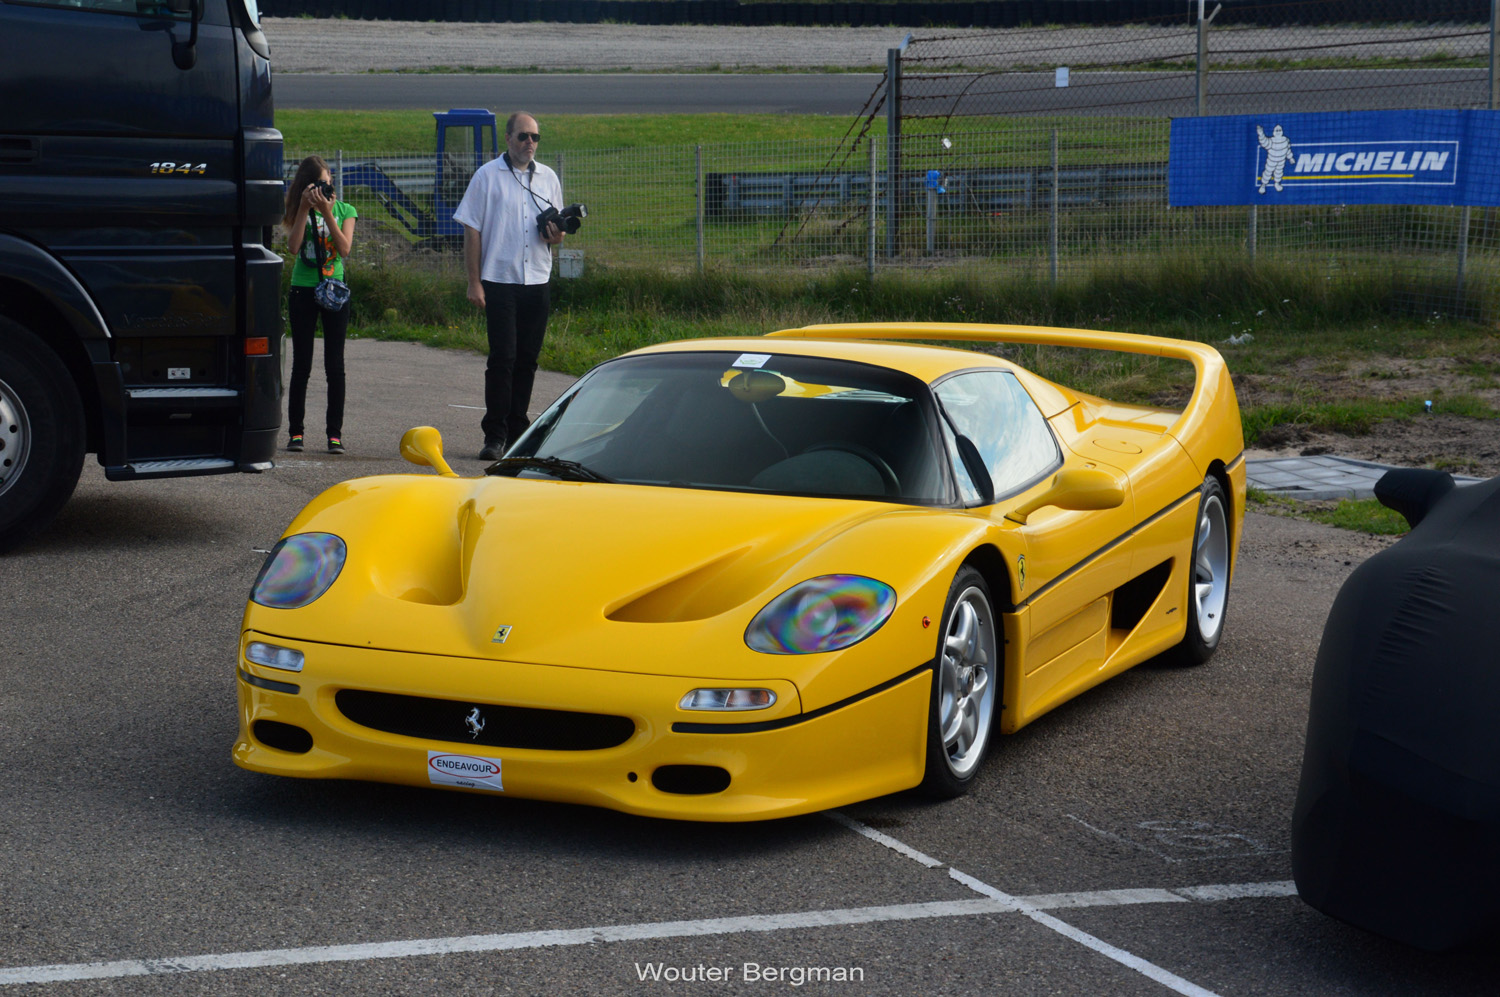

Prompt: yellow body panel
[
  {"left": 237, "top": 323, "right": 1246, "bottom": 820},
  {"left": 235, "top": 635, "right": 929, "bottom": 822}
]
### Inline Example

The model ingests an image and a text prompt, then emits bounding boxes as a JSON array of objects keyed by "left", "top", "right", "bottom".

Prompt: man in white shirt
[{"left": 454, "top": 111, "right": 566, "bottom": 461}]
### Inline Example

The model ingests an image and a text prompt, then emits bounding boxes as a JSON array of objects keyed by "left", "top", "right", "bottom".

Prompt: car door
[{"left": 935, "top": 369, "right": 1138, "bottom": 726}]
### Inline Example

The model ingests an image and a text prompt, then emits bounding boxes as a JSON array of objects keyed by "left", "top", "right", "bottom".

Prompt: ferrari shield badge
[
  {"left": 1017, "top": 554, "right": 1026, "bottom": 593},
  {"left": 492, "top": 624, "right": 512, "bottom": 644}
]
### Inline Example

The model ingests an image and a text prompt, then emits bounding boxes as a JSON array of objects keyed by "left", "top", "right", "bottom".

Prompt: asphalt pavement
[{"left": 5, "top": 340, "right": 1495, "bottom": 995}]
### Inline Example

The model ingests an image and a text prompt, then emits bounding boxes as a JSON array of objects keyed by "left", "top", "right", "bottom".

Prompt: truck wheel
[{"left": 0, "top": 319, "right": 85, "bottom": 553}]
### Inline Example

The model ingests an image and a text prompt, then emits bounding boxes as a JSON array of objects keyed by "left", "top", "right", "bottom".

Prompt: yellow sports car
[{"left": 235, "top": 323, "right": 1244, "bottom": 821}]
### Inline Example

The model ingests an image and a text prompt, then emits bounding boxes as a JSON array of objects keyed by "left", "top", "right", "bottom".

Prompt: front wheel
[
  {"left": 919, "top": 565, "right": 999, "bottom": 799},
  {"left": 0, "top": 320, "right": 85, "bottom": 553},
  {"left": 1167, "top": 475, "right": 1231, "bottom": 666}
]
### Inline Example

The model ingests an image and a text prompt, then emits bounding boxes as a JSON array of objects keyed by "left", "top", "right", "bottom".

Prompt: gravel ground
[
  {"left": 263, "top": 19, "right": 911, "bottom": 72},
  {"left": 262, "top": 18, "right": 1477, "bottom": 73}
]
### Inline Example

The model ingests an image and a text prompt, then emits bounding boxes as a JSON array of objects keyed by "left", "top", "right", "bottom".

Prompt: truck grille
[{"left": 335, "top": 689, "right": 635, "bottom": 751}]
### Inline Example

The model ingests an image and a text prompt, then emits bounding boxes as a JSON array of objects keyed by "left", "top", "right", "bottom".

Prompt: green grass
[
  {"left": 1247, "top": 489, "right": 1412, "bottom": 536},
  {"left": 277, "top": 111, "right": 892, "bottom": 154}
]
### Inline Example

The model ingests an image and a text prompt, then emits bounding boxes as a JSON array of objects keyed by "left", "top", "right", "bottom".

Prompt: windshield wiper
[{"left": 486, "top": 455, "right": 614, "bottom": 483}]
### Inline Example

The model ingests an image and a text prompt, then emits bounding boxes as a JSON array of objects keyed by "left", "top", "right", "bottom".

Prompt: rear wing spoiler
[{"left": 766, "top": 322, "right": 1243, "bottom": 464}]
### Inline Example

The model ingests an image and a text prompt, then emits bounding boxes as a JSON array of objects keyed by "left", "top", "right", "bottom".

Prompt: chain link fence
[{"left": 293, "top": 0, "right": 1500, "bottom": 317}]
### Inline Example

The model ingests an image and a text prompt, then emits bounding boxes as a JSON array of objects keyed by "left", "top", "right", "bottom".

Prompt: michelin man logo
[{"left": 1256, "top": 124, "right": 1293, "bottom": 194}]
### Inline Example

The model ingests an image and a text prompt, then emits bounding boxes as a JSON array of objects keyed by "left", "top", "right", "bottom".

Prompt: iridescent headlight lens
[
  {"left": 250, "top": 533, "right": 346, "bottom": 609},
  {"left": 745, "top": 574, "right": 896, "bottom": 654}
]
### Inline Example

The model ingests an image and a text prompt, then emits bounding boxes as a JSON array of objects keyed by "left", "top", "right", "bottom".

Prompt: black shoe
[
  {"left": 327, "top": 437, "right": 345, "bottom": 454},
  {"left": 286, "top": 435, "right": 304, "bottom": 452},
  {"left": 478, "top": 438, "right": 506, "bottom": 462}
]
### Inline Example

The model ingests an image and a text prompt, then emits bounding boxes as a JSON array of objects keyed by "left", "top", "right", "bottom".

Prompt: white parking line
[
  {"left": 0, "top": 878, "right": 1301, "bottom": 987},
  {"left": 828, "top": 813, "right": 1294, "bottom": 997},
  {"left": 825, "top": 810, "right": 945, "bottom": 867},
  {"left": 0, "top": 815, "right": 1300, "bottom": 989}
]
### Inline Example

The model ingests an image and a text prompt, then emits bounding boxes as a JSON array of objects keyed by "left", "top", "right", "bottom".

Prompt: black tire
[
  {"left": 919, "top": 564, "right": 999, "bottom": 799},
  {"left": 0, "top": 320, "right": 85, "bottom": 553},
  {"left": 1166, "top": 475, "right": 1232, "bottom": 667}
]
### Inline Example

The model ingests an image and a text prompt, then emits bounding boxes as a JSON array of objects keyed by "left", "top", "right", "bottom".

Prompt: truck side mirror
[{"left": 170, "top": 0, "right": 201, "bottom": 71}]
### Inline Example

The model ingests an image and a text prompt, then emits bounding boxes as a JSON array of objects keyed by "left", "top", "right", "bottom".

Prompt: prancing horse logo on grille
[{"left": 464, "top": 707, "right": 486, "bottom": 739}]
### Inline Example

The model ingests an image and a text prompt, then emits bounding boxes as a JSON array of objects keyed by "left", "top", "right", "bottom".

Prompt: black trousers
[
  {"left": 481, "top": 280, "right": 550, "bottom": 445},
  {"left": 287, "top": 286, "right": 348, "bottom": 439}
]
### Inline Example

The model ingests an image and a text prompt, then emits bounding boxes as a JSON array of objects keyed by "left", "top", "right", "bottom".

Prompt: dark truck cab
[{"left": 0, "top": 0, "right": 281, "bottom": 551}]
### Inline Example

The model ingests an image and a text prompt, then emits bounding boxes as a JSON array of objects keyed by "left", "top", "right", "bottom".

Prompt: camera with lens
[
  {"left": 537, "top": 203, "right": 587, "bottom": 236},
  {"left": 312, "top": 179, "right": 335, "bottom": 199}
]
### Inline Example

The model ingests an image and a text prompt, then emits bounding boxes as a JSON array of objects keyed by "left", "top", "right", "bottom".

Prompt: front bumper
[{"left": 233, "top": 632, "right": 930, "bottom": 821}]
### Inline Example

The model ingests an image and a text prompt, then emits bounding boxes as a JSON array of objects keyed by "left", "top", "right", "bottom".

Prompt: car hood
[{"left": 251, "top": 474, "right": 938, "bottom": 677}]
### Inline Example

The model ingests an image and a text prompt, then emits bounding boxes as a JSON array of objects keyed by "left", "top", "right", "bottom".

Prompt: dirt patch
[
  {"left": 1230, "top": 351, "right": 1500, "bottom": 480},
  {"left": 1247, "top": 414, "right": 1500, "bottom": 479}
]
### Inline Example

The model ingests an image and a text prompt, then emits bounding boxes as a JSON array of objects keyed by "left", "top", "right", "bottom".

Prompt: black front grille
[{"left": 335, "top": 689, "right": 635, "bottom": 751}]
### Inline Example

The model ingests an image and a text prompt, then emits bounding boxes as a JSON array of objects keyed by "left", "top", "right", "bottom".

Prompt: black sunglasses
[{"left": 513, "top": 131, "right": 540, "bottom": 143}]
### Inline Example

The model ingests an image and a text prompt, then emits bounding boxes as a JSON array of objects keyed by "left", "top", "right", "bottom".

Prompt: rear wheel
[
  {"left": 0, "top": 320, "right": 85, "bottom": 553},
  {"left": 1167, "top": 475, "right": 1231, "bottom": 666},
  {"left": 920, "top": 565, "right": 999, "bottom": 798}
]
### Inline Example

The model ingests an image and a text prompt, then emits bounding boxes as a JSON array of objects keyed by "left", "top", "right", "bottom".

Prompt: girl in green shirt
[{"left": 283, "top": 154, "right": 358, "bottom": 453}]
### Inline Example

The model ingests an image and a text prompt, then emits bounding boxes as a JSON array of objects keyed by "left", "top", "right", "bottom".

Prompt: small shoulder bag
[{"left": 310, "top": 213, "right": 351, "bottom": 311}]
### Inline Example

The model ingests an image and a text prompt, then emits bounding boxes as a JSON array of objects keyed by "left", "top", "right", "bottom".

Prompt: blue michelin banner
[{"left": 1168, "top": 110, "right": 1500, "bottom": 207}]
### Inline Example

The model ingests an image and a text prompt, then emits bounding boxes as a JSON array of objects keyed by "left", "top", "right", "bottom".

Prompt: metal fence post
[
  {"left": 1195, "top": 0, "right": 1217, "bottom": 117},
  {"left": 886, "top": 43, "right": 904, "bottom": 259},
  {"left": 335, "top": 149, "right": 344, "bottom": 199},
  {"left": 926, "top": 183, "right": 937, "bottom": 255},
  {"left": 1050, "top": 129, "right": 1059, "bottom": 287},
  {"left": 1247, "top": 205, "right": 1257, "bottom": 263},
  {"left": 695, "top": 145, "right": 704, "bottom": 274},
  {"left": 1491, "top": 0, "right": 1498, "bottom": 110},
  {"left": 1460, "top": 0, "right": 1498, "bottom": 306},
  {"left": 868, "top": 137, "right": 877, "bottom": 280}
]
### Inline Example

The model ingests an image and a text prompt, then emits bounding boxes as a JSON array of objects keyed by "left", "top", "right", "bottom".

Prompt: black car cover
[{"left": 1292, "top": 468, "right": 1500, "bottom": 951}]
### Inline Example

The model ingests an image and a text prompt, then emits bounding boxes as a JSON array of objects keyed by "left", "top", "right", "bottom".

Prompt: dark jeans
[
  {"left": 481, "top": 280, "right": 550, "bottom": 445},
  {"left": 287, "top": 285, "right": 348, "bottom": 439}
]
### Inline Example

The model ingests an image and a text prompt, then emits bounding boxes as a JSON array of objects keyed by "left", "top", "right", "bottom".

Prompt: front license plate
[{"left": 427, "top": 750, "right": 504, "bottom": 792}]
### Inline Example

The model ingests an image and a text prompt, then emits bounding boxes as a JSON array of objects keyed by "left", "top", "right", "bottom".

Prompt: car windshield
[{"left": 506, "top": 351, "right": 951, "bottom": 503}]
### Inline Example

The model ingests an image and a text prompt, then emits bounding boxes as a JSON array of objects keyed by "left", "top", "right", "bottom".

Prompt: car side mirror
[
  {"left": 400, "top": 426, "right": 459, "bottom": 477},
  {"left": 1005, "top": 468, "right": 1125, "bottom": 525}
]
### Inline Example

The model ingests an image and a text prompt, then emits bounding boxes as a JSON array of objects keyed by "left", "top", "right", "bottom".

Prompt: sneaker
[
  {"left": 327, "top": 437, "right": 345, "bottom": 454},
  {"left": 286, "top": 435, "right": 304, "bottom": 452},
  {"left": 478, "top": 438, "right": 506, "bottom": 461}
]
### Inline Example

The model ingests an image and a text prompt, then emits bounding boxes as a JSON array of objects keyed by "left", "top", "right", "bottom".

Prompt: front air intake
[
  {"left": 253, "top": 720, "right": 313, "bottom": 754},
  {"left": 652, "top": 765, "right": 732, "bottom": 795},
  {"left": 336, "top": 689, "right": 635, "bottom": 751}
]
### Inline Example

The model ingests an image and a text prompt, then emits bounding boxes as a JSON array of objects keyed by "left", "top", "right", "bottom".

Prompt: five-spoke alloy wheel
[
  {"left": 921, "top": 565, "right": 998, "bottom": 797},
  {"left": 1170, "top": 474, "right": 1231, "bottom": 665}
]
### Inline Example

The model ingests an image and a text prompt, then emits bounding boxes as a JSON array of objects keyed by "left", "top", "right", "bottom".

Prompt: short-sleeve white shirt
[{"left": 453, "top": 155, "right": 563, "bottom": 286}]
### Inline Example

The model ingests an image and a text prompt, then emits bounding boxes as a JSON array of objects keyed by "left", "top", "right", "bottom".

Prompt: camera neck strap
[
  {"left": 504, "top": 152, "right": 554, "bottom": 213},
  {"left": 308, "top": 213, "right": 334, "bottom": 278}
]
